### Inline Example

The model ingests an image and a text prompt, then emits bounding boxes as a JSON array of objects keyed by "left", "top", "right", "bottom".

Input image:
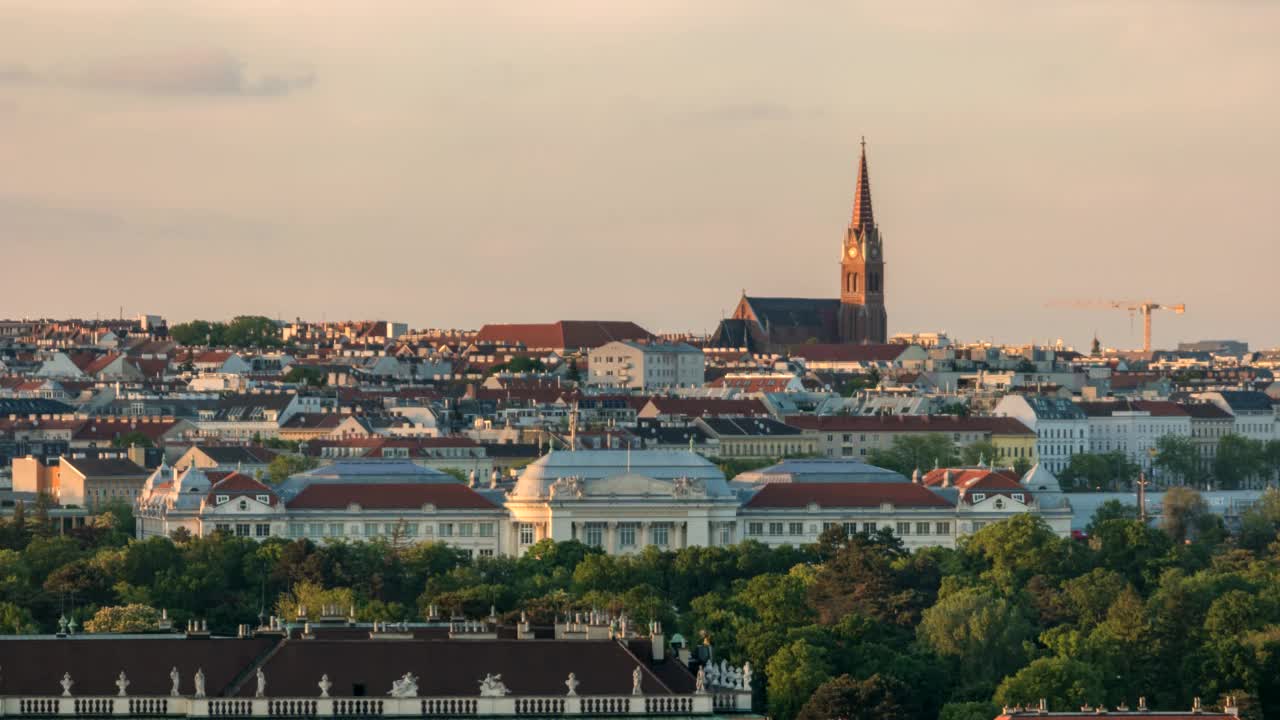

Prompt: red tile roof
[
  {"left": 207, "top": 472, "right": 278, "bottom": 506},
  {"left": 920, "top": 468, "right": 1032, "bottom": 504},
  {"left": 743, "top": 482, "right": 952, "bottom": 509},
  {"left": 642, "top": 397, "right": 768, "bottom": 418},
  {"left": 286, "top": 483, "right": 499, "bottom": 510}
]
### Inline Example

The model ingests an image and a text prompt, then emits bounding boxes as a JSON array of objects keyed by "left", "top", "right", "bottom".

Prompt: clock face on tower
[{"left": 847, "top": 244, "right": 859, "bottom": 259}]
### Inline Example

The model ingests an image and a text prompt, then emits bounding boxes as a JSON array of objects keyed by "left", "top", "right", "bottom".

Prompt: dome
[{"left": 511, "top": 449, "right": 731, "bottom": 500}]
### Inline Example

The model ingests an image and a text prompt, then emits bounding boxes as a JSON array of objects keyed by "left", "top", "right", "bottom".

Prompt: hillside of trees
[{"left": 2, "top": 491, "right": 1280, "bottom": 719}]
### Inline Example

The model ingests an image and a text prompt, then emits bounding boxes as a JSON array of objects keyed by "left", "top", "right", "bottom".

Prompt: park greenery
[
  {"left": 3, "top": 489, "right": 1280, "bottom": 719},
  {"left": 169, "top": 316, "right": 282, "bottom": 348}
]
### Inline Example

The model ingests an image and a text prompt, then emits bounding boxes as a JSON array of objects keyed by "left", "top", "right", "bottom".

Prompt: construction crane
[{"left": 1046, "top": 300, "right": 1185, "bottom": 353}]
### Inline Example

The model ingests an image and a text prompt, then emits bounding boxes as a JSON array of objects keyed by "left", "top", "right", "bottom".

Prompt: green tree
[
  {"left": 283, "top": 366, "right": 326, "bottom": 387},
  {"left": 993, "top": 657, "right": 1107, "bottom": 711},
  {"left": 1162, "top": 486, "right": 1208, "bottom": 543},
  {"left": 1215, "top": 435, "right": 1265, "bottom": 489},
  {"left": 1086, "top": 500, "right": 1138, "bottom": 535},
  {"left": 796, "top": 674, "right": 917, "bottom": 720},
  {"left": 84, "top": 603, "right": 161, "bottom": 633},
  {"left": 766, "top": 640, "right": 833, "bottom": 720},
  {"left": 111, "top": 431, "right": 154, "bottom": 449},
  {"left": 866, "top": 434, "right": 958, "bottom": 476},
  {"left": 1238, "top": 488, "right": 1280, "bottom": 551},
  {"left": 1153, "top": 434, "right": 1200, "bottom": 486},
  {"left": 917, "top": 586, "right": 1036, "bottom": 690},
  {"left": 266, "top": 454, "right": 319, "bottom": 485},
  {"left": 940, "top": 701, "right": 1002, "bottom": 720},
  {"left": 0, "top": 602, "right": 37, "bottom": 634},
  {"left": 1059, "top": 451, "right": 1139, "bottom": 492},
  {"left": 961, "top": 440, "right": 998, "bottom": 466}
]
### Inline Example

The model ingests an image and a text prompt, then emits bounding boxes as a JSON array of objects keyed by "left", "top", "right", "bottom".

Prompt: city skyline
[{"left": 3, "top": 2, "right": 1279, "bottom": 349}]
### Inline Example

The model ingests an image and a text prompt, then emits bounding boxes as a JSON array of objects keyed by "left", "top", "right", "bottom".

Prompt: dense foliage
[
  {"left": 4, "top": 490, "right": 1280, "bottom": 719},
  {"left": 170, "top": 316, "right": 282, "bottom": 348}
]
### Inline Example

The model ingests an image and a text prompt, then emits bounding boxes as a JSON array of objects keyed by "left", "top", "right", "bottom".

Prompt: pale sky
[{"left": 3, "top": 1, "right": 1278, "bottom": 350}]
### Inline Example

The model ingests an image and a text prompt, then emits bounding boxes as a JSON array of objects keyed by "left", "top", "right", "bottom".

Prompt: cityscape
[{"left": 3, "top": 3, "right": 1280, "bottom": 720}]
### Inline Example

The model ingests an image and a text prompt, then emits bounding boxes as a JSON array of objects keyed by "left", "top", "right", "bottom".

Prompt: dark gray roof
[
  {"left": 733, "top": 458, "right": 908, "bottom": 484},
  {"left": 0, "top": 398, "right": 75, "bottom": 415},
  {"left": 1023, "top": 396, "right": 1086, "bottom": 420},
  {"left": 745, "top": 297, "right": 841, "bottom": 332},
  {"left": 1217, "top": 391, "right": 1273, "bottom": 412},
  {"left": 701, "top": 417, "right": 802, "bottom": 437},
  {"left": 198, "top": 446, "right": 278, "bottom": 464},
  {"left": 61, "top": 457, "right": 148, "bottom": 477}
]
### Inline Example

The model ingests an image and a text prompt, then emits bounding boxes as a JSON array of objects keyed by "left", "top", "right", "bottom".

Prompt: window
[
  {"left": 584, "top": 524, "right": 604, "bottom": 548},
  {"left": 328, "top": 523, "right": 343, "bottom": 537},
  {"left": 479, "top": 522, "right": 495, "bottom": 538},
  {"left": 257, "top": 495, "right": 271, "bottom": 504},
  {"left": 1012, "top": 493, "right": 1025, "bottom": 503},
  {"left": 215, "top": 523, "right": 232, "bottom": 533},
  {"left": 971, "top": 493, "right": 986, "bottom": 503},
  {"left": 255, "top": 523, "right": 271, "bottom": 537},
  {"left": 896, "top": 522, "right": 911, "bottom": 536},
  {"left": 235, "top": 524, "right": 250, "bottom": 537},
  {"left": 288, "top": 523, "right": 304, "bottom": 538},
  {"left": 650, "top": 524, "right": 670, "bottom": 547},
  {"left": 861, "top": 522, "right": 876, "bottom": 534},
  {"left": 309, "top": 523, "right": 325, "bottom": 537},
  {"left": 789, "top": 522, "right": 804, "bottom": 536},
  {"left": 460, "top": 548, "right": 474, "bottom": 559},
  {"left": 915, "top": 522, "right": 930, "bottom": 535},
  {"left": 619, "top": 524, "right": 637, "bottom": 547},
  {"left": 439, "top": 523, "right": 454, "bottom": 537},
  {"left": 518, "top": 523, "right": 535, "bottom": 545},
  {"left": 363, "top": 522, "right": 379, "bottom": 537},
  {"left": 768, "top": 522, "right": 784, "bottom": 536},
  {"left": 403, "top": 523, "right": 419, "bottom": 537},
  {"left": 717, "top": 524, "right": 733, "bottom": 546},
  {"left": 842, "top": 521, "right": 857, "bottom": 536},
  {"left": 935, "top": 522, "right": 951, "bottom": 535},
  {"left": 238, "top": 500, "right": 248, "bottom": 511},
  {"left": 479, "top": 549, "right": 495, "bottom": 558},
  {"left": 215, "top": 494, "right": 229, "bottom": 505},
  {"left": 747, "top": 522, "right": 764, "bottom": 536},
  {"left": 459, "top": 523, "right": 474, "bottom": 537}
]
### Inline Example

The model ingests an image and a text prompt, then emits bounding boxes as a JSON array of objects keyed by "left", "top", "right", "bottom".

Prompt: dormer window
[
  {"left": 971, "top": 493, "right": 986, "bottom": 503},
  {"left": 1012, "top": 493, "right": 1025, "bottom": 503},
  {"left": 216, "top": 494, "right": 229, "bottom": 505},
  {"left": 257, "top": 495, "right": 270, "bottom": 504}
]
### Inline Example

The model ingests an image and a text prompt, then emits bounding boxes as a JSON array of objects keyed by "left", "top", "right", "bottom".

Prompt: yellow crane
[{"left": 1047, "top": 300, "right": 1185, "bottom": 353}]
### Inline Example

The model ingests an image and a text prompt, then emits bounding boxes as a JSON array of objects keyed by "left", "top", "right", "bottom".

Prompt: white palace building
[{"left": 136, "top": 451, "right": 1073, "bottom": 554}]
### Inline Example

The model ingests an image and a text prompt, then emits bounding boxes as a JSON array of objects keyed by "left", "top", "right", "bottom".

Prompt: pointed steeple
[{"left": 850, "top": 137, "right": 874, "bottom": 232}]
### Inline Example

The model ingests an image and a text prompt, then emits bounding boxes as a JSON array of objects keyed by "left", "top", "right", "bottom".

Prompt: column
[{"left": 639, "top": 521, "right": 650, "bottom": 548}]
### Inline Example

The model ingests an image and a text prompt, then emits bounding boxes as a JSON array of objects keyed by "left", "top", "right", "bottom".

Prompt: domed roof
[{"left": 512, "top": 450, "right": 732, "bottom": 500}]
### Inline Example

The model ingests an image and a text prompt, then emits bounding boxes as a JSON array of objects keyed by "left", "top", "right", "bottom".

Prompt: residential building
[
  {"left": 587, "top": 341, "right": 704, "bottom": 391},
  {"left": 993, "top": 395, "right": 1089, "bottom": 474},
  {"left": 56, "top": 456, "right": 149, "bottom": 509},
  {"left": 785, "top": 414, "right": 1036, "bottom": 465},
  {"left": 1195, "top": 390, "right": 1277, "bottom": 442},
  {"left": 1180, "top": 402, "right": 1234, "bottom": 475},
  {"left": 693, "top": 417, "right": 815, "bottom": 459},
  {"left": 1078, "top": 400, "right": 1191, "bottom": 480}
]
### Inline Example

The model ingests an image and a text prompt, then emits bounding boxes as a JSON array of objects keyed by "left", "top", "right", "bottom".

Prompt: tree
[
  {"left": 276, "top": 580, "right": 354, "bottom": 621},
  {"left": 766, "top": 640, "right": 833, "bottom": 720},
  {"left": 565, "top": 359, "right": 581, "bottom": 382},
  {"left": 111, "top": 431, "right": 153, "bottom": 449},
  {"left": 993, "top": 657, "right": 1106, "bottom": 711},
  {"left": 1153, "top": 434, "right": 1199, "bottom": 486},
  {"left": 796, "top": 674, "right": 917, "bottom": 720},
  {"left": 1059, "top": 451, "right": 1139, "bottom": 492},
  {"left": 1215, "top": 435, "right": 1265, "bottom": 490},
  {"left": 1238, "top": 488, "right": 1280, "bottom": 551},
  {"left": 1162, "top": 486, "right": 1208, "bottom": 543},
  {"left": 266, "top": 454, "right": 319, "bottom": 485},
  {"left": 866, "top": 434, "right": 958, "bottom": 477},
  {"left": 1086, "top": 500, "right": 1138, "bottom": 535},
  {"left": 84, "top": 603, "right": 161, "bottom": 633},
  {"left": 940, "top": 701, "right": 1002, "bottom": 720},
  {"left": 0, "top": 602, "right": 37, "bottom": 634},
  {"left": 283, "top": 366, "right": 326, "bottom": 387},
  {"left": 917, "top": 586, "right": 1036, "bottom": 689},
  {"left": 1012, "top": 457, "right": 1034, "bottom": 477},
  {"left": 961, "top": 440, "right": 998, "bottom": 466}
]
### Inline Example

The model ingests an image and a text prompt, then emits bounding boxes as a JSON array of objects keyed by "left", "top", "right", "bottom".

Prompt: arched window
[{"left": 846, "top": 273, "right": 858, "bottom": 293}]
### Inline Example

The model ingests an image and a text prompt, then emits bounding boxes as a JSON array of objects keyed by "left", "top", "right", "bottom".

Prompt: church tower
[{"left": 838, "top": 138, "right": 888, "bottom": 343}]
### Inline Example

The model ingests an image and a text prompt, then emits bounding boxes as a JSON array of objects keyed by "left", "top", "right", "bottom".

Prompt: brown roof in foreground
[
  {"left": 743, "top": 482, "right": 952, "bottom": 509},
  {"left": 246, "top": 639, "right": 673, "bottom": 697},
  {"left": 286, "top": 483, "right": 499, "bottom": 510},
  {"left": 0, "top": 637, "right": 277, "bottom": 696}
]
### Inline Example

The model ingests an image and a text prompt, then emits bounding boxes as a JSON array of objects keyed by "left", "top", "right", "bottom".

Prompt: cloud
[{"left": 0, "top": 49, "right": 313, "bottom": 97}]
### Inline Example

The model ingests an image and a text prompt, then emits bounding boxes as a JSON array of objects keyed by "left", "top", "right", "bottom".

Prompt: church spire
[{"left": 851, "top": 137, "right": 874, "bottom": 231}]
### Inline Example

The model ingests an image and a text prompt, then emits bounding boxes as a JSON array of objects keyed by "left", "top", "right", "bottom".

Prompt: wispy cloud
[{"left": 0, "top": 49, "right": 313, "bottom": 97}]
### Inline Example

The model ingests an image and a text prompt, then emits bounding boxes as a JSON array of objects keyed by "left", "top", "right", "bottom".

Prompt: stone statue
[
  {"left": 116, "top": 672, "right": 130, "bottom": 697},
  {"left": 478, "top": 674, "right": 509, "bottom": 697},
  {"left": 742, "top": 662, "right": 752, "bottom": 689},
  {"left": 255, "top": 668, "right": 266, "bottom": 698},
  {"left": 631, "top": 667, "right": 642, "bottom": 696},
  {"left": 318, "top": 675, "right": 332, "bottom": 698},
  {"left": 564, "top": 673, "right": 579, "bottom": 697},
  {"left": 169, "top": 667, "right": 180, "bottom": 697},
  {"left": 705, "top": 663, "right": 719, "bottom": 687},
  {"left": 60, "top": 672, "right": 74, "bottom": 697},
  {"left": 388, "top": 672, "right": 419, "bottom": 698},
  {"left": 194, "top": 668, "right": 206, "bottom": 699},
  {"left": 694, "top": 667, "right": 706, "bottom": 694}
]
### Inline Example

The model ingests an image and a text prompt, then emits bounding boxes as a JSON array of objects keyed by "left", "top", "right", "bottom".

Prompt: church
[{"left": 711, "top": 139, "right": 888, "bottom": 352}]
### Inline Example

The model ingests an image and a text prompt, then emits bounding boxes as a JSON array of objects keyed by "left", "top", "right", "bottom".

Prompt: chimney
[{"left": 649, "top": 621, "right": 665, "bottom": 662}]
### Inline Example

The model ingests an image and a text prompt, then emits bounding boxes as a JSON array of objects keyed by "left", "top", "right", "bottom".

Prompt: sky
[{"left": 2, "top": 1, "right": 1278, "bottom": 350}]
